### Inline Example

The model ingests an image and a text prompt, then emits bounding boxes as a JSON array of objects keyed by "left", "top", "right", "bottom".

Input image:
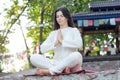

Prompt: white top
[{"left": 40, "top": 27, "right": 83, "bottom": 61}]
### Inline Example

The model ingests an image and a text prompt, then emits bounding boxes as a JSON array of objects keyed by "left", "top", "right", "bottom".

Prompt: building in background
[{"left": 72, "top": 0, "right": 120, "bottom": 60}]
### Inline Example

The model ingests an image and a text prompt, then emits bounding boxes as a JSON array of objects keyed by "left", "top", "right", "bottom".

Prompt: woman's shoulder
[
  {"left": 68, "top": 27, "right": 81, "bottom": 34},
  {"left": 47, "top": 30, "right": 57, "bottom": 37},
  {"left": 69, "top": 27, "right": 79, "bottom": 31},
  {"left": 49, "top": 30, "right": 57, "bottom": 34}
]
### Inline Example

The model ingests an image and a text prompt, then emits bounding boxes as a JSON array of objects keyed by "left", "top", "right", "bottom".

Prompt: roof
[
  {"left": 72, "top": 10, "right": 120, "bottom": 20},
  {"left": 72, "top": 0, "right": 120, "bottom": 21},
  {"left": 88, "top": 1, "right": 120, "bottom": 8}
]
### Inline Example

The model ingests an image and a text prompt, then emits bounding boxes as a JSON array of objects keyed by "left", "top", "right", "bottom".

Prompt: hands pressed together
[{"left": 54, "top": 29, "right": 63, "bottom": 46}]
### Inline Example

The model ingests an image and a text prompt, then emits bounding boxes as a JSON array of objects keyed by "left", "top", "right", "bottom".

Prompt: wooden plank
[
  {"left": 83, "top": 30, "right": 115, "bottom": 34},
  {"left": 83, "top": 55, "right": 120, "bottom": 62}
]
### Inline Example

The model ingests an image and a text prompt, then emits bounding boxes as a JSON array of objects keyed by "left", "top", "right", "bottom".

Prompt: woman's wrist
[
  {"left": 58, "top": 39, "right": 62, "bottom": 45},
  {"left": 54, "top": 40, "right": 62, "bottom": 47}
]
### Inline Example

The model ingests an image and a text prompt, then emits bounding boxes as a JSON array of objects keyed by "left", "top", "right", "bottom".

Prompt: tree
[
  {"left": 27, "top": 0, "right": 57, "bottom": 45},
  {"left": 0, "top": 0, "right": 28, "bottom": 54}
]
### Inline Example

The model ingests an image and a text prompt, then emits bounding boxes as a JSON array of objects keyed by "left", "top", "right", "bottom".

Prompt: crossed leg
[
  {"left": 30, "top": 52, "right": 82, "bottom": 75},
  {"left": 36, "top": 68, "right": 50, "bottom": 75},
  {"left": 36, "top": 67, "right": 71, "bottom": 75}
]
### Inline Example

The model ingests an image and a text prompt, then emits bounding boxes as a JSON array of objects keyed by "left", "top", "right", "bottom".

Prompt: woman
[{"left": 30, "top": 6, "right": 83, "bottom": 75}]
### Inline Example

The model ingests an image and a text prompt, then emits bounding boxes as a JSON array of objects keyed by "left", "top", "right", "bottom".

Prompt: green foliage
[
  {"left": 0, "top": 34, "right": 9, "bottom": 54},
  {"left": 27, "top": 26, "right": 40, "bottom": 45},
  {"left": 0, "top": 0, "right": 28, "bottom": 54},
  {"left": 0, "top": 61, "right": 3, "bottom": 72},
  {"left": 27, "top": 0, "right": 56, "bottom": 45}
]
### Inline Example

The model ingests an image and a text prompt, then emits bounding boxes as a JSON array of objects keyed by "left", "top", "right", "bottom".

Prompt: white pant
[{"left": 30, "top": 52, "right": 83, "bottom": 75}]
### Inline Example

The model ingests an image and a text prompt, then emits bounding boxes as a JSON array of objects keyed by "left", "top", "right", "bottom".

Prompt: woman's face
[{"left": 56, "top": 11, "right": 68, "bottom": 27}]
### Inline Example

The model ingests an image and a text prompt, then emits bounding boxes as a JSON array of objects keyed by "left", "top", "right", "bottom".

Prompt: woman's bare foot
[
  {"left": 64, "top": 67, "right": 71, "bottom": 73},
  {"left": 36, "top": 68, "right": 51, "bottom": 75}
]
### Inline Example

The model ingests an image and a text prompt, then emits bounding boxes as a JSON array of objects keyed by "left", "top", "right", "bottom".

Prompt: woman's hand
[
  {"left": 54, "top": 39, "right": 60, "bottom": 46},
  {"left": 57, "top": 29, "right": 63, "bottom": 43},
  {"left": 54, "top": 29, "right": 63, "bottom": 46}
]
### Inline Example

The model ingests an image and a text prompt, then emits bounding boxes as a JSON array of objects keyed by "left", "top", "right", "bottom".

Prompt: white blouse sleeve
[
  {"left": 40, "top": 31, "right": 56, "bottom": 53},
  {"left": 62, "top": 28, "right": 83, "bottom": 48}
]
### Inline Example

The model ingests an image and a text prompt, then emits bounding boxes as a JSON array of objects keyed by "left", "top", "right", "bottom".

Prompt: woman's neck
[{"left": 60, "top": 24, "right": 68, "bottom": 29}]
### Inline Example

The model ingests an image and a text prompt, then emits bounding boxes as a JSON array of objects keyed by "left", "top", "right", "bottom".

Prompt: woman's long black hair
[{"left": 53, "top": 6, "right": 74, "bottom": 30}]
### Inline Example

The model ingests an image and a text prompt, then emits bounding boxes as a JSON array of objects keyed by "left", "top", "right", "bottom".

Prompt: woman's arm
[
  {"left": 61, "top": 28, "right": 83, "bottom": 48},
  {"left": 40, "top": 31, "right": 56, "bottom": 53}
]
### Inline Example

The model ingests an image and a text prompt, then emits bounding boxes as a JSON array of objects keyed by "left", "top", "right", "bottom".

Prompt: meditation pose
[{"left": 30, "top": 6, "right": 83, "bottom": 75}]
